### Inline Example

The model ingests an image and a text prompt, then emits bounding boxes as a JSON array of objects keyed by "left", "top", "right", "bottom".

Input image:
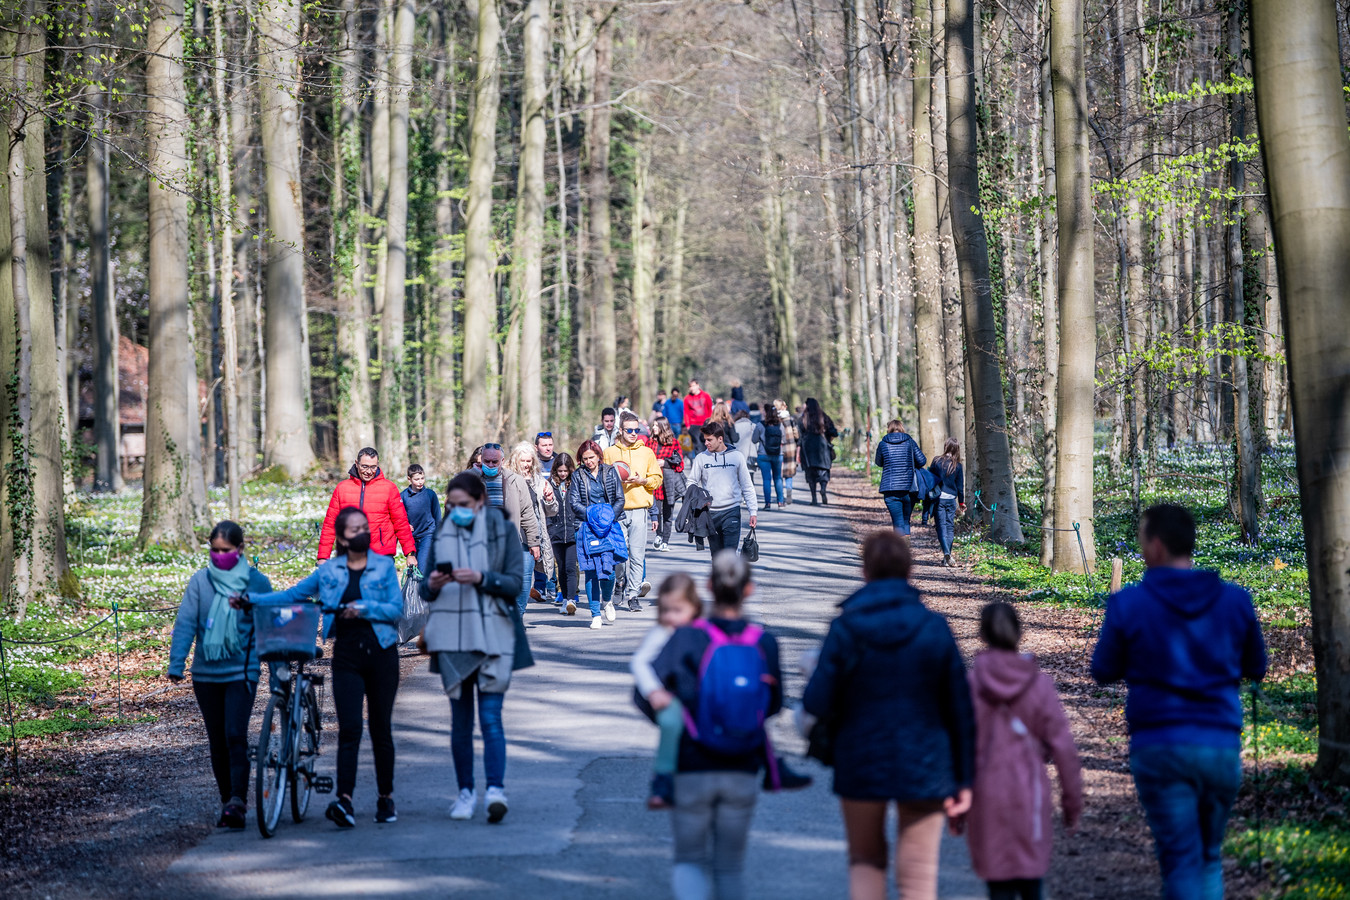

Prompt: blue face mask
[
  {"left": 481, "top": 465, "right": 499, "bottom": 478},
  {"left": 449, "top": 506, "right": 477, "bottom": 527}
]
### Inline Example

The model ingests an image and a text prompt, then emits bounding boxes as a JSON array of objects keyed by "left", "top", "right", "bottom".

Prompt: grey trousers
[
  {"left": 621, "top": 510, "right": 649, "bottom": 600},
  {"left": 671, "top": 771, "right": 759, "bottom": 900}
]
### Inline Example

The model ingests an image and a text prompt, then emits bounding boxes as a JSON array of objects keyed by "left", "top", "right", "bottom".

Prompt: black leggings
[
  {"left": 552, "top": 541, "right": 578, "bottom": 599},
  {"left": 988, "top": 879, "right": 1042, "bottom": 900},
  {"left": 193, "top": 679, "right": 258, "bottom": 803},
  {"left": 331, "top": 624, "right": 400, "bottom": 798}
]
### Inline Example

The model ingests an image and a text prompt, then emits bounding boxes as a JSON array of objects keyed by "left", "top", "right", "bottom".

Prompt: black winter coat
[
  {"left": 799, "top": 416, "right": 838, "bottom": 470},
  {"left": 546, "top": 479, "right": 581, "bottom": 544},
  {"left": 803, "top": 578, "right": 975, "bottom": 802},
  {"left": 568, "top": 464, "right": 626, "bottom": 523}
]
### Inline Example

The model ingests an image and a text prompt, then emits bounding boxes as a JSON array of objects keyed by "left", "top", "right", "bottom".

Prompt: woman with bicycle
[
  {"left": 168, "top": 521, "right": 275, "bottom": 830},
  {"left": 252, "top": 506, "right": 404, "bottom": 828},
  {"left": 421, "top": 471, "right": 528, "bottom": 824}
]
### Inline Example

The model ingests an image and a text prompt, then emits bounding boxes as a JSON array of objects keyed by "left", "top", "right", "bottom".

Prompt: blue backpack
[{"left": 682, "top": 620, "right": 771, "bottom": 755}]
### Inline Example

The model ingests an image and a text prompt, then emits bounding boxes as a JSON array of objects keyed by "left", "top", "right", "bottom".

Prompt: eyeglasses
[
  {"left": 483, "top": 442, "right": 503, "bottom": 450},
  {"left": 535, "top": 432, "right": 552, "bottom": 439},
  {"left": 357, "top": 463, "right": 379, "bottom": 471}
]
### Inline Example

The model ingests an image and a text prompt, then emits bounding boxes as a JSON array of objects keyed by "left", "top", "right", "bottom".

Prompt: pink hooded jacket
[{"left": 966, "top": 649, "right": 1083, "bottom": 881}]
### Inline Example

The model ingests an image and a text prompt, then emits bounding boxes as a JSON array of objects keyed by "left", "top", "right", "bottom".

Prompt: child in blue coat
[{"left": 576, "top": 503, "right": 628, "bottom": 628}]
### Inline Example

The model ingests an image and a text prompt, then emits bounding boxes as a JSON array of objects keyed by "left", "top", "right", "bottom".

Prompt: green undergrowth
[
  {"left": 1227, "top": 764, "right": 1350, "bottom": 900},
  {"left": 3, "top": 481, "right": 330, "bottom": 746}
]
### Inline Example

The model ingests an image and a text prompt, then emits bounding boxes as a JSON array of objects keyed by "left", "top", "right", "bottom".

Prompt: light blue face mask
[
  {"left": 449, "top": 506, "right": 477, "bottom": 527},
  {"left": 481, "top": 465, "right": 500, "bottom": 478}
]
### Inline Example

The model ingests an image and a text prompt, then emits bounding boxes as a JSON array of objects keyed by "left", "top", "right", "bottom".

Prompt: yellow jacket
[{"left": 603, "top": 441, "right": 663, "bottom": 510}]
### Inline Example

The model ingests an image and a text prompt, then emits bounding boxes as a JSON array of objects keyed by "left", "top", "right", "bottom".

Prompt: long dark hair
[
  {"left": 939, "top": 438, "right": 961, "bottom": 473},
  {"left": 550, "top": 452, "right": 576, "bottom": 487},
  {"left": 801, "top": 397, "right": 829, "bottom": 435},
  {"left": 762, "top": 404, "right": 780, "bottom": 427}
]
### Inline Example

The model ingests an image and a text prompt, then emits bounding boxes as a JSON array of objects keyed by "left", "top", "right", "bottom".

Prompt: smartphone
[{"left": 436, "top": 561, "right": 456, "bottom": 575}]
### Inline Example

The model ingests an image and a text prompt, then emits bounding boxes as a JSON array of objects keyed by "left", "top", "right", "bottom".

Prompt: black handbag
[{"left": 740, "top": 527, "right": 759, "bottom": 562}]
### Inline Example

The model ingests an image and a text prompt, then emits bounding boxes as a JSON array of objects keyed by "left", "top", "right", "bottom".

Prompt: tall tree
[
  {"left": 815, "top": 85, "right": 855, "bottom": 432},
  {"left": 211, "top": 0, "right": 241, "bottom": 519},
  {"left": 586, "top": 3, "right": 617, "bottom": 405},
  {"left": 380, "top": 0, "right": 415, "bottom": 471},
  {"left": 428, "top": 6, "right": 458, "bottom": 466},
  {"left": 513, "top": 0, "right": 548, "bottom": 432},
  {"left": 229, "top": 3, "right": 260, "bottom": 471},
  {"left": 631, "top": 138, "right": 657, "bottom": 405},
  {"left": 911, "top": 0, "right": 948, "bottom": 457},
  {"left": 1036, "top": 6, "right": 1059, "bottom": 567},
  {"left": 1049, "top": 0, "right": 1095, "bottom": 570},
  {"left": 463, "top": 0, "right": 501, "bottom": 446},
  {"left": 945, "top": 0, "right": 1023, "bottom": 544},
  {"left": 1251, "top": 0, "right": 1350, "bottom": 785},
  {"left": 334, "top": 0, "right": 374, "bottom": 463},
  {"left": 140, "top": 0, "right": 205, "bottom": 545},
  {"left": 258, "top": 0, "right": 314, "bottom": 477}
]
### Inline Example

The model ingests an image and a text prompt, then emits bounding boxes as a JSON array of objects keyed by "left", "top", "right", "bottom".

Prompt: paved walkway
[{"left": 169, "top": 493, "right": 982, "bottom": 898}]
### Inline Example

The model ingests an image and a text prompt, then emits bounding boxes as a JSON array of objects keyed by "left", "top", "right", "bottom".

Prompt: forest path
[{"left": 167, "top": 482, "right": 982, "bottom": 898}]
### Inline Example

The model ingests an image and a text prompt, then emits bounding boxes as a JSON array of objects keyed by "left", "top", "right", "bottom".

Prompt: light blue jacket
[
  {"left": 251, "top": 553, "right": 404, "bottom": 649},
  {"left": 169, "top": 567, "right": 275, "bottom": 682}
]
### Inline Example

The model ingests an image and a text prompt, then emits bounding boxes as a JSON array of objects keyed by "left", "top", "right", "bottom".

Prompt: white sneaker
[
  {"left": 485, "top": 786, "right": 509, "bottom": 824},
  {"left": 603, "top": 600, "right": 616, "bottom": 622},
  {"left": 590, "top": 615, "right": 604, "bottom": 630},
  {"left": 637, "top": 581, "right": 652, "bottom": 598},
  {"left": 449, "top": 788, "right": 477, "bottom": 820},
  {"left": 565, "top": 599, "right": 577, "bottom": 615}
]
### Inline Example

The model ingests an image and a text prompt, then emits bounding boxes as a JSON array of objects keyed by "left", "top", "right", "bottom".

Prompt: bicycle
[{"left": 250, "top": 598, "right": 332, "bottom": 838}]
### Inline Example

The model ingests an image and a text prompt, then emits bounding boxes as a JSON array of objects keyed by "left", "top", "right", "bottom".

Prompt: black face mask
[{"left": 345, "top": 532, "right": 371, "bottom": 554}]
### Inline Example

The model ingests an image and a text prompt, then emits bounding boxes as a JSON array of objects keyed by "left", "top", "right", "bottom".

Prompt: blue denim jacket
[{"left": 251, "top": 552, "right": 404, "bottom": 649}]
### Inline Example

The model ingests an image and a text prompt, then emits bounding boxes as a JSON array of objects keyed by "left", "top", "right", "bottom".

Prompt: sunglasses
[
  {"left": 536, "top": 432, "right": 552, "bottom": 439},
  {"left": 483, "top": 442, "right": 503, "bottom": 450},
  {"left": 623, "top": 428, "right": 640, "bottom": 434}
]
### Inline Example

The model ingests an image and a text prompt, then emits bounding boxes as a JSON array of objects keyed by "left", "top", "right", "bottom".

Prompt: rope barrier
[{"left": 0, "top": 611, "right": 118, "bottom": 646}]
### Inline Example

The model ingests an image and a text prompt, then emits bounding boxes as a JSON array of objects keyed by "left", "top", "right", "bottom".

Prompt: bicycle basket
[{"left": 253, "top": 602, "right": 322, "bottom": 662}]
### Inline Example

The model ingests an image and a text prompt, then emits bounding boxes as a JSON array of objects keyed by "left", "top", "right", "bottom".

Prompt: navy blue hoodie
[{"left": 1091, "top": 567, "right": 1267, "bottom": 748}]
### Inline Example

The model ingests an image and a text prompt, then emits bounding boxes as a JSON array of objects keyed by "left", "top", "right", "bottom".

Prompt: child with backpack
[
  {"left": 649, "top": 551, "right": 784, "bottom": 900},
  {"left": 963, "top": 602, "right": 1083, "bottom": 900}
]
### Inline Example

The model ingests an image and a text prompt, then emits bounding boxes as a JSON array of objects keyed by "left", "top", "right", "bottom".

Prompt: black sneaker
[
  {"left": 221, "top": 800, "right": 246, "bottom": 830},
  {"left": 326, "top": 796, "right": 356, "bottom": 828},
  {"left": 375, "top": 796, "right": 397, "bottom": 824},
  {"left": 764, "top": 757, "right": 813, "bottom": 792},
  {"left": 627, "top": 597, "right": 642, "bottom": 612},
  {"left": 647, "top": 773, "right": 674, "bottom": 810}
]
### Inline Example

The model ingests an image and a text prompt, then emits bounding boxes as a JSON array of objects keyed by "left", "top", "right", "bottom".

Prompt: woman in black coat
[
  {"left": 798, "top": 397, "right": 838, "bottom": 506},
  {"left": 545, "top": 453, "right": 582, "bottom": 614},
  {"left": 803, "top": 530, "right": 975, "bottom": 900}
]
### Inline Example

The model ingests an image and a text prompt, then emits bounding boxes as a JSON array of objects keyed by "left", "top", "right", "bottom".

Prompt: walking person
[
  {"left": 421, "top": 472, "right": 531, "bottom": 824},
  {"left": 651, "top": 552, "right": 784, "bottom": 900},
  {"left": 168, "top": 521, "right": 275, "bottom": 830},
  {"left": 731, "top": 409, "right": 757, "bottom": 474},
  {"left": 929, "top": 439, "right": 966, "bottom": 567},
  {"left": 802, "top": 530, "right": 975, "bottom": 900},
  {"left": 684, "top": 378, "right": 714, "bottom": 456},
  {"left": 752, "top": 404, "right": 785, "bottom": 510},
  {"left": 534, "top": 431, "right": 558, "bottom": 477},
  {"left": 317, "top": 447, "right": 417, "bottom": 562},
  {"left": 593, "top": 407, "right": 621, "bottom": 450},
  {"left": 472, "top": 443, "right": 542, "bottom": 617},
  {"left": 798, "top": 398, "right": 838, "bottom": 506},
  {"left": 653, "top": 389, "right": 669, "bottom": 420},
  {"left": 545, "top": 453, "right": 582, "bottom": 615},
  {"left": 401, "top": 464, "right": 441, "bottom": 575},
  {"left": 875, "top": 420, "right": 927, "bottom": 535},
  {"left": 506, "top": 442, "right": 559, "bottom": 605},
  {"left": 570, "top": 440, "right": 627, "bottom": 622},
  {"left": 966, "top": 602, "right": 1083, "bottom": 900},
  {"left": 576, "top": 495, "right": 629, "bottom": 629},
  {"left": 775, "top": 399, "right": 799, "bottom": 505},
  {"left": 1091, "top": 503, "right": 1267, "bottom": 900},
  {"left": 604, "top": 411, "right": 664, "bottom": 611},
  {"left": 650, "top": 416, "right": 686, "bottom": 552},
  {"left": 664, "top": 387, "right": 685, "bottom": 436},
  {"left": 687, "top": 422, "right": 757, "bottom": 555},
  {"left": 253, "top": 506, "right": 405, "bottom": 827}
]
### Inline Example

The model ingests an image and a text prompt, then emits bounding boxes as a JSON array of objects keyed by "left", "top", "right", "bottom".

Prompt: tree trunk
[
  {"left": 1115, "top": 0, "right": 1144, "bottom": 515},
  {"left": 587, "top": 3, "right": 617, "bottom": 407},
  {"left": 230, "top": 6, "right": 259, "bottom": 472},
  {"left": 932, "top": 0, "right": 966, "bottom": 445},
  {"left": 140, "top": 0, "right": 204, "bottom": 546},
  {"left": 1050, "top": 0, "right": 1095, "bottom": 571},
  {"left": 87, "top": 0, "right": 122, "bottom": 492},
  {"left": 380, "top": 0, "right": 414, "bottom": 471},
  {"left": 1227, "top": 2, "right": 1262, "bottom": 543},
  {"left": 631, "top": 140, "right": 657, "bottom": 407},
  {"left": 514, "top": 0, "right": 548, "bottom": 433},
  {"left": 334, "top": 0, "right": 374, "bottom": 464},
  {"left": 1036, "top": 7, "right": 1058, "bottom": 566},
  {"left": 845, "top": 0, "right": 879, "bottom": 436},
  {"left": 211, "top": 0, "right": 240, "bottom": 519},
  {"left": 945, "top": 0, "right": 1023, "bottom": 545},
  {"left": 816, "top": 87, "right": 855, "bottom": 431},
  {"left": 1251, "top": 0, "right": 1350, "bottom": 785},
  {"left": 912, "top": 0, "right": 948, "bottom": 457},
  {"left": 370, "top": 2, "right": 391, "bottom": 322},
  {"left": 429, "top": 9, "right": 458, "bottom": 466},
  {"left": 463, "top": 0, "right": 501, "bottom": 446},
  {"left": 258, "top": 0, "right": 314, "bottom": 478}
]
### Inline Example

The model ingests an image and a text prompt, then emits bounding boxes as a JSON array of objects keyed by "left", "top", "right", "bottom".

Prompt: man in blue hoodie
[{"left": 1091, "top": 503, "right": 1266, "bottom": 900}]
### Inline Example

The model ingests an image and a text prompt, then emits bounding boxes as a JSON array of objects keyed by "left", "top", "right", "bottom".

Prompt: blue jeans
[
  {"left": 936, "top": 497, "right": 958, "bottom": 554},
  {"left": 449, "top": 673, "right": 506, "bottom": 790},
  {"left": 1130, "top": 742, "right": 1242, "bottom": 900},
  {"left": 882, "top": 491, "right": 915, "bottom": 534},
  {"left": 757, "top": 455, "right": 784, "bottom": 506},
  {"left": 516, "top": 548, "right": 533, "bottom": 615},
  {"left": 586, "top": 572, "right": 614, "bottom": 618}
]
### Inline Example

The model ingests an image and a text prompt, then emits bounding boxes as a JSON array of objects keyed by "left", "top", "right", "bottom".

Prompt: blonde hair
[
  {"left": 505, "top": 442, "right": 540, "bottom": 477},
  {"left": 709, "top": 401, "right": 733, "bottom": 427}
]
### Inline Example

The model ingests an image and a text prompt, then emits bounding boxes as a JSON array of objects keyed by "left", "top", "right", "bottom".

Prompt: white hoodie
[{"left": 689, "top": 448, "right": 758, "bottom": 514}]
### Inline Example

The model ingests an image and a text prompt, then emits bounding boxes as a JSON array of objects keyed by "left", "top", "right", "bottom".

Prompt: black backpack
[{"left": 762, "top": 425, "right": 783, "bottom": 456}]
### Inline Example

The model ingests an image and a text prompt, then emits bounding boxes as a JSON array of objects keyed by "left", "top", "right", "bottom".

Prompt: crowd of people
[{"left": 166, "top": 371, "right": 1267, "bottom": 900}]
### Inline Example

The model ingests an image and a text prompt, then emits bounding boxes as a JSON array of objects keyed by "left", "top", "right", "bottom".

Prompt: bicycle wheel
[
  {"left": 255, "top": 693, "right": 289, "bottom": 838},
  {"left": 290, "top": 683, "right": 319, "bottom": 822}
]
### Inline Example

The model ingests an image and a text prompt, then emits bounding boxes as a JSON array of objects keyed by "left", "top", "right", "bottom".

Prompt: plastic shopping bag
[{"left": 398, "top": 566, "right": 429, "bottom": 644}]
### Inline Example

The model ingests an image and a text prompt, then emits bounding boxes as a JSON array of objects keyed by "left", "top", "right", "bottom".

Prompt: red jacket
[
  {"left": 684, "top": 390, "right": 713, "bottom": 426},
  {"left": 317, "top": 468, "right": 417, "bottom": 561}
]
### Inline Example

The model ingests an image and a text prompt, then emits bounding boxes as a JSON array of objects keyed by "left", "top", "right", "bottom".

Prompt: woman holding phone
[{"left": 420, "top": 472, "right": 529, "bottom": 824}]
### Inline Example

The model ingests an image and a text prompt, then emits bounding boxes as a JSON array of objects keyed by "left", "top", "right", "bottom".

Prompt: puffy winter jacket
[
  {"left": 576, "top": 503, "right": 629, "bottom": 580},
  {"left": 317, "top": 467, "right": 416, "bottom": 561},
  {"left": 875, "top": 431, "right": 927, "bottom": 494},
  {"left": 546, "top": 479, "right": 581, "bottom": 544}
]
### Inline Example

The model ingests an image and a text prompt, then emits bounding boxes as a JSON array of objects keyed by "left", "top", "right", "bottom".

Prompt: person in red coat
[
  {"left": 318, "top": 447, "right": 417, "bottom": 561},
  {"left": 683, "top": 378, "right": 714, "bottom": 457}
]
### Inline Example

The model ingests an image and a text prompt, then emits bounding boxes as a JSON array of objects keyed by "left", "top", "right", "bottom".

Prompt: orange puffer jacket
[{"left": 317, "top": 468, "right": 417, "bottom": 561}]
